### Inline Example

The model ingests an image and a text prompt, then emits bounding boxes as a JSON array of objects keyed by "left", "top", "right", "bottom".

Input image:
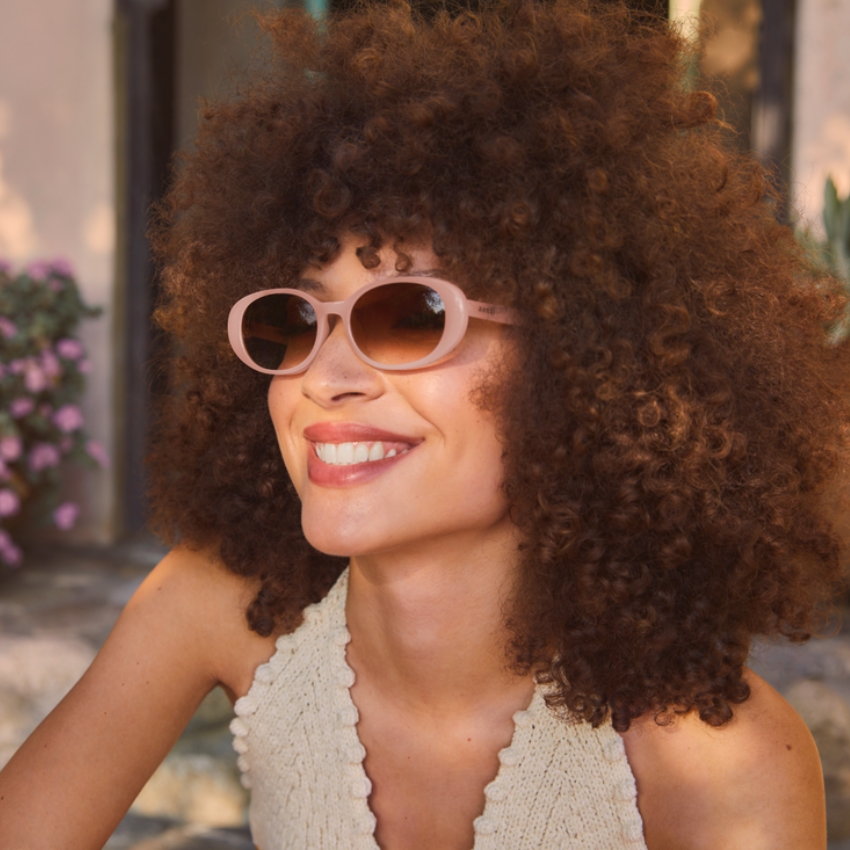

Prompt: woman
[{"left": 0, "top": 1, "right": 845, "bottom": 848}]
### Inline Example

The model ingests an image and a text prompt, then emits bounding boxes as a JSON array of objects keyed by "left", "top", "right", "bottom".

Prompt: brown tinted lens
[
  {"left": 242, "top": 293, "right": 317, "bottom": 371},
  {"left": 350, "top": 283, "right": 446, "bottom": 365}
]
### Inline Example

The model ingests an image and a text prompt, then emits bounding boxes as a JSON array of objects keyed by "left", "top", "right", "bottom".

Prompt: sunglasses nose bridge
[{"left": 302, "top": 300, "right": 366, "bottom": 371}]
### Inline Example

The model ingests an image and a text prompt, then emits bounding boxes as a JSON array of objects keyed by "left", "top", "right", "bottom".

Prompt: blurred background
[{"left": 1, "top": 0, "right": 849, "bottom": 847}]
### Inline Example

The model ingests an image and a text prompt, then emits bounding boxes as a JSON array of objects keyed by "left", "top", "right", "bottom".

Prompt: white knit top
[{"left": 231, "top": 569, "right": 647, "bottom": 850}]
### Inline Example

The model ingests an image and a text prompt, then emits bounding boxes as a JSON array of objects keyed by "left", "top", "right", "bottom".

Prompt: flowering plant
[{"left": 0, "top": 259, "right": 107, "bottom": 566}]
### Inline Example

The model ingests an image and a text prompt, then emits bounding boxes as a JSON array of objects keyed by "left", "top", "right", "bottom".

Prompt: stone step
[{"left": 106, "top": 814, "right": 253, "bottom": 850}]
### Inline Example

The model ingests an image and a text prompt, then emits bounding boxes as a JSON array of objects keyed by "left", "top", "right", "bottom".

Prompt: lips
[{"left": 303, "top": 422, "right": 422, "bottom": 486}]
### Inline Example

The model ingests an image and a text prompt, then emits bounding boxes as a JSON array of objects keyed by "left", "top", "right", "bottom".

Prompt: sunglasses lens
[
  {"left": 242, "top": 293, "right": 317, "bottom": 371},
  {"left": 351, "top": 283, "right": 446, "bottom": 366}
]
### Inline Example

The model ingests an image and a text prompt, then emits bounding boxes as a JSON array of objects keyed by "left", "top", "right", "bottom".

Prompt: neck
[{"left": 344, "top": 522, "right": 533, "bottom": 714}]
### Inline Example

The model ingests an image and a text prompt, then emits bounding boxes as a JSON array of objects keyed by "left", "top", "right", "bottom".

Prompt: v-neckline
[{"left": 330, "top": 569, "right": 542, "bottom": 850}]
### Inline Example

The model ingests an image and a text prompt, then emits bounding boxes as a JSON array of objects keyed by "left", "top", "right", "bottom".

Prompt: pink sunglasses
[{"left": 228, "top": 275, "right": 515, "bottom": 375}]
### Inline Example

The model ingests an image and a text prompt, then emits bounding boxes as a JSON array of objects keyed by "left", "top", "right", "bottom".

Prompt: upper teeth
[{"left": 315, "top": 441, "right": 404, "bottom": 465}]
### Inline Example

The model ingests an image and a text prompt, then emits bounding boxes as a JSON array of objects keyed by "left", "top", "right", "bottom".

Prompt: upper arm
[
  {"left": 0, "top": 547, "right": 269, "bottom": 850},
  {"left": 622, "top": 670, "right": 825, "bottom": 850}
]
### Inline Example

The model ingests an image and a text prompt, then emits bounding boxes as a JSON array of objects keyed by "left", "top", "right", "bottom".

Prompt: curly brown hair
[{"left": 149, "top": 0, "right": 850, "bottom": 731}]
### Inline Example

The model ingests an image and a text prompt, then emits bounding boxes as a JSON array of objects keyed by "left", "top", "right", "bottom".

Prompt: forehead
[
  {"left": 295, "top": 268, "right": 448, "bottom": 295},
  {"left": 295, "top": 237, "right": 445, "bottom": 297}
]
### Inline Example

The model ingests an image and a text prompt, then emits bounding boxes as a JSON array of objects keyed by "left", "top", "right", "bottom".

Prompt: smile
[{"left": 314, "top": 441, "right": 413, "bottom": 466}]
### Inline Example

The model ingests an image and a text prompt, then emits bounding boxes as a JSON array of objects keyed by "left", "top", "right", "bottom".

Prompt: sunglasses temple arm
[{"left": 467, "top": 300, "right": 517, "bottom": 326}]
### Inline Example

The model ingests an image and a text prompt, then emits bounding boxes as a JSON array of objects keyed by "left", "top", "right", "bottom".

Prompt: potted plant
[{"left": 0, "top": 259, "right": 107, "bottom": 566}]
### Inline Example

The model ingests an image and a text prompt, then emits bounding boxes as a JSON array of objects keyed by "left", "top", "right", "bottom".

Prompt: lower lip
[{"left": 306, "top": 445, "right": 415, "bottom": 486}]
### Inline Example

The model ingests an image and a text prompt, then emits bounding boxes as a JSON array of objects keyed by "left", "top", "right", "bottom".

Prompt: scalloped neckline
[{"left": 330, "top": 569, "right": 542, "bottom": 850}]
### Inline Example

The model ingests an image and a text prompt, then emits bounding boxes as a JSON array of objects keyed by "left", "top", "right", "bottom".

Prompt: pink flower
[
  {"left": 53, "top": 502, "right": 79, "bottom": 531},
  {"left": 0, "top": 488, "right": 20, "bottom": 518},
  {"left": 10, "top": 397, "right": 34, "bottom": 418},
  {"left": 29, "top": 443, "right": 60, "bottom": 472},
  {"left": 24, "top": 363, "right": 47, "bottom": 393},
  {"left": 56, "top": 338, "right": 84, "bottom": 360},
  {"left": 50, "top": 258, "right": 74, "bottom": 277},
  {"left": 86, "top": 440, "right": 110, "bottom": 468},
  {"left": 0, "top": 436, "right": 22, "bottom": 461},
  {"left": 53, "top": 404, "right": 84, "bottom": 433},
  {"left": 40, "top": 350, "right": 62, "bottom": 378},
  {"left": 25, "top": 260, "right": 51, "bottom": 281},
  {"left": 0, "top": 259, "right": 12, "bottom": 275},
  {"left": 9, "top": 359, "right": 26, "bottom": 374},
  {"left": 0, "top": 317, "right": 17, "bottom": 339},
  {"left": 77, "top": 358, "right": 91, "bottom": 375},
  {"left": 0, "top": 530, "right": 23, "bottom": 566}
]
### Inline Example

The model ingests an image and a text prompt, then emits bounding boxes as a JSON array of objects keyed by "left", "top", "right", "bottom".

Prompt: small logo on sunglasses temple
[{"left": 477, "top": 305, "right": 498, "bottom": 315}]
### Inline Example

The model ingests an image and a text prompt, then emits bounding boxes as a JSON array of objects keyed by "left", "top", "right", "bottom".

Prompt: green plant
[
  {"left": 0, "top": 259, "right": 107, "bottom": 566},
  {"left": 824, "top": 175, "right": 850, "bottom": 284},
  {"left": 795, "top": 176, "right": 850, "bottom": 343}
]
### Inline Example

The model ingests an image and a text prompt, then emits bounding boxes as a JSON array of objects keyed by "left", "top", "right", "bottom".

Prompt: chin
[{"left": 299, "top": 511, "right": 372, "bottom": 558}]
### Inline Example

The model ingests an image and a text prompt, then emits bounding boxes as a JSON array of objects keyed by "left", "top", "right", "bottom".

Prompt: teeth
[{"left": 315, "top": 441, "right": 410, "bottom": 466}]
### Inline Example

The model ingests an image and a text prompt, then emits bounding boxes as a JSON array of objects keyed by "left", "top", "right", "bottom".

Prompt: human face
[{"left": 267, "top": 236, "right": 515, "bottom": 559}]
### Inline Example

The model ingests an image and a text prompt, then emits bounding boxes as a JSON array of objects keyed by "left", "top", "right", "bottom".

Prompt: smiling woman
[{"left": 0, "top": 1, "right": 848, "bottom": 849}]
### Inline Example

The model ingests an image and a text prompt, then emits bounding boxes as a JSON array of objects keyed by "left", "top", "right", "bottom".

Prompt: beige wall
[
  {"left": 0, "top": 0, "right": 116, "bottom": 542},
  {"left": 792, "top": 0, "right": 850, "bottom": 236}
]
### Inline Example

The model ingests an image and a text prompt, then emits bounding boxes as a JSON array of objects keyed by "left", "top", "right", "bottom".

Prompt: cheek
[{"left": 267, "top": 378, "right": 303, "bottom": 488}]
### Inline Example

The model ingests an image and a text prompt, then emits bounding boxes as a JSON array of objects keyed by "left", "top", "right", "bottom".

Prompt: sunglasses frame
[{"left": 228, "top": 275, "right": 516, "bottom": 376}]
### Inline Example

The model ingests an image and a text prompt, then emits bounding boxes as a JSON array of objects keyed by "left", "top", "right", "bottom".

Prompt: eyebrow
[{"left": 294, "top": 278, "right": 329, "bottom": 294}]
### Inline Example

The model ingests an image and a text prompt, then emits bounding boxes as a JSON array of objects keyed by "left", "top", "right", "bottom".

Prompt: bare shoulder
[
  {"left": 620, "top": 669, "right": 825, "bottom": 850},
  {"left": 127, "top": 546, "right": 278, "bottom": 698}
]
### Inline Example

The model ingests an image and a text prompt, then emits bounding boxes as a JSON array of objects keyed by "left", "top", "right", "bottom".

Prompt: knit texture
[{"left": 231, "top": 570, "right": 647, "bottom": 849}]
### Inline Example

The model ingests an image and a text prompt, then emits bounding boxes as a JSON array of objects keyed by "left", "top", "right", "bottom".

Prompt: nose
[{"left": 299, "top": 316, "right": 385, "bottom": 406}]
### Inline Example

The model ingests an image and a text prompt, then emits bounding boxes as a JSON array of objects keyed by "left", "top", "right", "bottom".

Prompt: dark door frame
[
  {"left": 753, "top": 0, "right": 797, "bottom": 221},
  {"left": 115, "top": 0, "right": 176, "bottom": 536}
]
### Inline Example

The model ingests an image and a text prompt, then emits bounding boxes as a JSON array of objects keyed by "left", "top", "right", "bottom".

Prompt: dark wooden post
[
  {"left": 752, "top": 0, "right": 796, "bottom": 221},
  {"left": 115, "top": 0, "right": 176, "bottom": 536}
]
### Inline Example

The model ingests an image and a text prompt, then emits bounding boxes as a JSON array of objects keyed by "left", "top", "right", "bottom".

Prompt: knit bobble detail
[
  {"left": 230, "top": 717, "right": 249, "bottom": 736},
  {"left": 337, "top": 667, "right": 356, "bottom": 688},
  {"left": 498, "top": 746, "right": 521, "bottom": 767},
  {"left": 255, "top": 663, "right": 275, "bottom": 684},
  {"left": 356, "top": 812, "right": 378, "bottom": 836},
  {"left": 484, "top": 781, "right": 508, "bottom": 803},
  {"left": 338, "top": 704, "right": 359, "bottom": 727},
  {"left": 473, "top": 815, "right": 498, "bottom": 835},
  {"left": 622, "top": 818, "right": 646, "bottom": 844},
  {"left": 349, "top": 776, "right": 372, "bottom": 799}
]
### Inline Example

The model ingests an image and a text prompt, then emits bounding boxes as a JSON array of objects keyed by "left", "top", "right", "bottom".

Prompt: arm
[
  {"left": 0, "top": 547, "right": 273, "bottom": 850},
  {"left": 621, "top": 670, "right": 825, "bottom": 850}
]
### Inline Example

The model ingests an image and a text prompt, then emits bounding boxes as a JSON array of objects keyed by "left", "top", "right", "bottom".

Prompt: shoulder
[
  {"left": 124, "top": 546, "right": 278, "bottom": 699},
  {"left": 620, "top": 669, "right": 825, "bottom": 850}
]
